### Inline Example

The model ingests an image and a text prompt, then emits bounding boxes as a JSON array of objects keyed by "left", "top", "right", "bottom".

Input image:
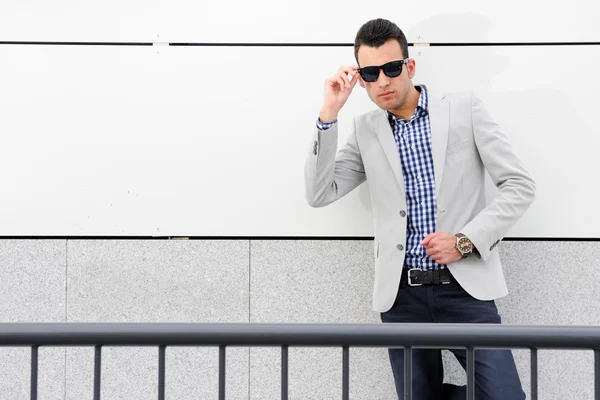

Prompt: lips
[{"left": 380, "top": 91, "right": 393, "bottom": 98}]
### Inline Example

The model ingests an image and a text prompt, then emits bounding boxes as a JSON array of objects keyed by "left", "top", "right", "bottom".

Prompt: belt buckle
[{"left": 407, "top": 268, "right": 423, "bottom": 287}]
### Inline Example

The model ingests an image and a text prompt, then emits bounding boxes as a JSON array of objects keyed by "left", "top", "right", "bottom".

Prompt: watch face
[{"left": 458, "top": 237, "right": 473, "bottom": 253}]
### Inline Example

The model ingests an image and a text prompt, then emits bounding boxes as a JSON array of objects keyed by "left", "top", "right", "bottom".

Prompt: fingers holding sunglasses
[
  {"left": 326, "top": 67, "right": 357, "bottom": 92},
  {"left": 339, "top": 66, "right": 358, "bottom": 89},
  {"left": 327, "top": 66, "right": 355, "bottom": 89},
  {"left": 333, "top": 66, "right": 346, "bottom": 89}
]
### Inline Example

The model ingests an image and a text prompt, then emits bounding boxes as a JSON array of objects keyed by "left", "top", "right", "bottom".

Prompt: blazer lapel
[
  {"left": 374, "top": 110, "right": 405, "bottom": 194},
  {"left": 428, "top": 93, "right": 449, "bottom": 197}
]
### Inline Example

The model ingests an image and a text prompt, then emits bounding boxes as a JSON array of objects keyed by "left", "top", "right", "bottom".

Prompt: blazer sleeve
[
  {"left": 460, "top": 92, "right": 536, "bottom": 261},
  {"left": 304, "top": 118, "right": 366, "bottom": 207}
]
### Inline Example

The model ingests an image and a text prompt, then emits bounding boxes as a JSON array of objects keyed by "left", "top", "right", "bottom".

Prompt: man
[{"left": 304, "top": 18, "right": 535, "bottom": 399}]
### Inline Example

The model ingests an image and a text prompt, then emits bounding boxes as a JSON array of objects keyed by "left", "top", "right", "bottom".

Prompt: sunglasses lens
[
  {"left": 359, "top": 67, "right": 379, "bottom": 82},
  {"left": 382, "top": 61, "right": 403, "bottom": 78}
]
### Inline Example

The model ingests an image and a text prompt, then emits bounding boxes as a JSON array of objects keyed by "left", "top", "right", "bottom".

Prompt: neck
[{"left": 389, "top": 86, "right": 420, "bottom": 120}]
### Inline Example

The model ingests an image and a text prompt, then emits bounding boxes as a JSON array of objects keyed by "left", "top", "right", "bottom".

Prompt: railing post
[
  {"left": 158, "top": 345, "right": 166, "bottom": 400},
  {"left": 281, "top": 346, "right": 289, "bottom": 400},
  {"left": 595, "top": 349, "right": 599, "bottom": 400},
  {"left": 466, "top": 348, "right": 475, "bottom": 400},
  {"left": 94, "top": 345, "right": 102, "bottom": 400},
  {"left": 219, "top": 345, "right": 226, "bottom": 400},
  {"left": 30, "top": 345, "right": 39, "bottom": 400},
  {"left": 342, "top": 346, "right": 349, "bottom": 400},
  {"left": 404, "top": 347, "right": 412, "bottom": 400},
  {"left": 531, "top": 348, "right": 538, "bottom": 400}
]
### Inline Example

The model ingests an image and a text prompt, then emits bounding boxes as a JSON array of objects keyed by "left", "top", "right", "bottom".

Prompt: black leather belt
[{"left": 406, "top": 268, "right": 453, "bottom": 286}]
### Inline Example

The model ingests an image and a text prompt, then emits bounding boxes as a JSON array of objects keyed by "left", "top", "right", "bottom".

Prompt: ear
[{"left": 407, "top": 58, "right": 417, "bottom": 79}]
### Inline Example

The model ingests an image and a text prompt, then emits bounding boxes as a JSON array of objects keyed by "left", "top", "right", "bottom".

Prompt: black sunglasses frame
[{"left": 357, "top": 58, "right": 410, "bottom": 82}]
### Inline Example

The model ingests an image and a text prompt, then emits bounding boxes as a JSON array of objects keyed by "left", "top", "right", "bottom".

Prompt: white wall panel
[
  {"left": 0, "top": 44, "right": 598, "bottom": 237},
  {"left": 1, "top": 1, "right": 598, "bottom": 43},
  {"left": 0, "top": 44, "right": 371, "bottom": 236}
]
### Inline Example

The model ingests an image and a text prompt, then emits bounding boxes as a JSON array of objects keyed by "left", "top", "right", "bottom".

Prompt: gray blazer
[{"left": 305, "top": 89, "right": 536, "bottom": 312}]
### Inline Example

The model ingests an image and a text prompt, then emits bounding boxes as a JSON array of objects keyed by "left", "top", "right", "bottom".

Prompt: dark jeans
[{"left": 380, "top": 269, "right": 526, "bottom": 400}]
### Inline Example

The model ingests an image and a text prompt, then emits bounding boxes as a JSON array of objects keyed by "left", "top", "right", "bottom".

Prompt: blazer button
[
  {"left": 397, "top": 244, "right": 404, "bottom": 251},
  {"left": 399, "top": 210, "right": 406, "bottom": 217}
]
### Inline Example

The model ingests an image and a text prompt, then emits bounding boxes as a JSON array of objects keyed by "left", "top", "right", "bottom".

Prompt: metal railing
[{"left": 0, "top": 323, "right": 599, "bottom": 400}]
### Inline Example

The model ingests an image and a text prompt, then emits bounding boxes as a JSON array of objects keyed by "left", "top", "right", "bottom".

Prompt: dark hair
[{"left": 353, "top": 18, "right": 409, "bottom": 64}]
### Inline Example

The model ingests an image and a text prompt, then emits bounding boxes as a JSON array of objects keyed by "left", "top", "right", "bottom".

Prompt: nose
[{"left": 376, "top": 70, "right": 390, "bottom": 88}]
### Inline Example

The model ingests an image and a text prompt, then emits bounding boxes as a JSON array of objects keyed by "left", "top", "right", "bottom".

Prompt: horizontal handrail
[{"left": 0, "top": 323, "right": 599, "bottom": 349}]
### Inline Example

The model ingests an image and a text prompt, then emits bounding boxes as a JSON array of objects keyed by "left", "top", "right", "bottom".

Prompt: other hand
[{"left": 420, "top": 232, "right": 462, "bottom": 265}]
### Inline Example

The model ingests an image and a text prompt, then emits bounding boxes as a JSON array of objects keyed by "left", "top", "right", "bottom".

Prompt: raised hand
[{"left": 319, "top": 66, "right": 360, "bottom": 123}]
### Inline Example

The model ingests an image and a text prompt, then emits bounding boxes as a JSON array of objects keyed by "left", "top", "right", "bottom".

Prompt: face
[{"left": 356, "top": 39, "right": 416, "bottom": 113}]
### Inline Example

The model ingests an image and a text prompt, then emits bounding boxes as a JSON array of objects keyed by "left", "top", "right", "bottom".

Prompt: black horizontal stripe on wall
[{"left": 1, "top": 41, "right": 599, "bottom": 47}]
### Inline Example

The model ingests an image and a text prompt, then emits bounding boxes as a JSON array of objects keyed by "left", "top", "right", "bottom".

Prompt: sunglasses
[{"left": 357, "top": 58, "right": 410, "bottom": 82}]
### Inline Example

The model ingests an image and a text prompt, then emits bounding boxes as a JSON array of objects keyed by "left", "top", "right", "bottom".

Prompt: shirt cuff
[{"left": 316, "top": 118, "right": 337, "bottom": 131}]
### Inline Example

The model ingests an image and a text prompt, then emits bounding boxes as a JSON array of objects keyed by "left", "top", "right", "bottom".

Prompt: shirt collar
[{"left": 416, "top": 85, "right": 428, "bottom": 113}]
